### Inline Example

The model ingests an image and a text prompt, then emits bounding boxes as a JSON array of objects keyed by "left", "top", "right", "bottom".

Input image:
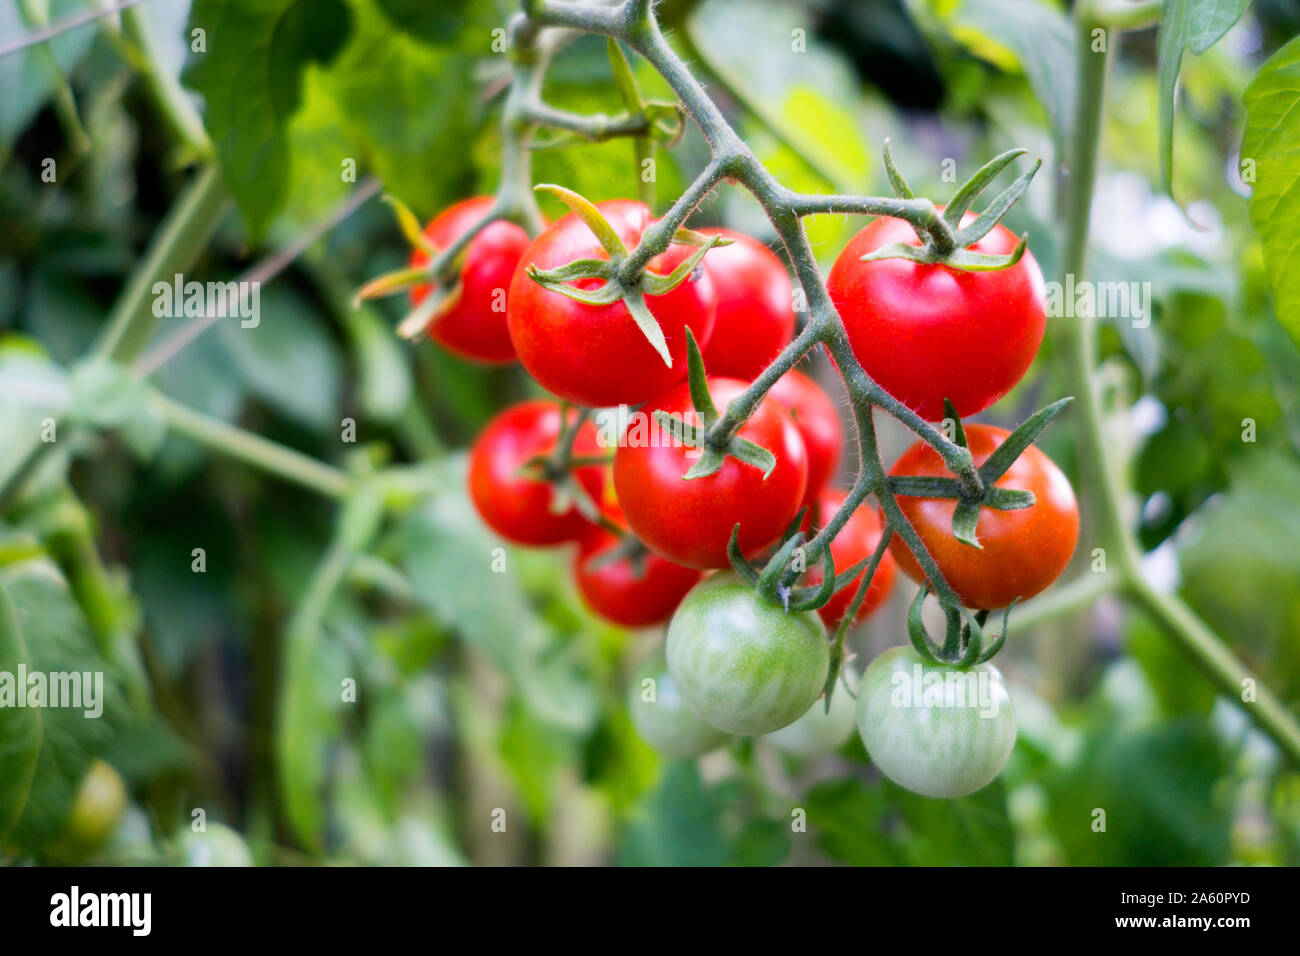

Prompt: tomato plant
[
  {"left": 666, "top": 573, "right": 829, "bottom": 735},
  {"left": 857, "top": 646, "right": 1016, "bottom": 799},
  {"left": 697, "top": 228, "right": 797, "bottom": 380},
  {"left": 613, "top": 377, "right": 808, "bottom": 568},
  {"left": 468, "top": 400, "right": 606, "bottom": 546},
  {"left": 507, "top": 200, "right": 718, "bottom": 408},
  {"left": 7, "top": 0, "right": 1299, "bottom": 875},
  {"left": 888, "top": 424, "right": 1079, "bottom": 610},
  {"left": 408, "top": 196, "right": 532, "bottom": 363},
  {"left": 827, "top": 214, "right": 1046, "bottom": 421}
]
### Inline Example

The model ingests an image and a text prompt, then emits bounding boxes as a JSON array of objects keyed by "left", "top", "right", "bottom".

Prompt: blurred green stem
[
  {"left": 152, "top": 392, "right": 353, "bottom": 499},
  {"left": 1060, "top": 14, "right": 1300, "bottom": 765}
]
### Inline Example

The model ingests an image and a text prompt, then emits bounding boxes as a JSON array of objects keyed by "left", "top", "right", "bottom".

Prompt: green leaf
[
  {"left": 889, "top": 779, "right": 1015, "bottom": 866},
  {"left": 0, "top": 554, "right": 129, "bottom": 853},
  {"left": 0, "top": 0, "right": 96, "bottom": 148},
  {"left": 1243, "top": 34, "right": 1300, "bottom": 348},
  {"left": 217, "top": 287, "right": 343, "bottom": 432},
  {"left": 1157, "top": 0, "right": 1252, "bottom": 196},
  {"left": 617, "top": 762, "right": 730, "bottom": 866},
  {"left": 802, "top": 778, "right": 905, "bottom": 865},
  {"left": 184, "top": 0, "right": 352, "bottom": 240},
  {"left": 373, "top": 0, "right": 476, "bottom": 44}
]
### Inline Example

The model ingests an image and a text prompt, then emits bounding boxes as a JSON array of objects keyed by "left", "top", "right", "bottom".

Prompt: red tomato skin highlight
[
  {"left": 827, "top": 214, "right": 1047, "bottom": 420},
  {"left": 507, "top": 200, "right": 718, "bottom": 408},
  {"left": 573, "top": 531, "right": 703, "bottom": 628},
  {"left": 410, "top": 196, "right": 531, "bottom": 364},
  {"left": 767, "top": 369, "right": 842, "bottom": 507},
  {"left": 612, "top": 378, "right": 809, "bottom": 569},
  {"left": 887, "top": 425, "right": 1079, "bottom": 610},
  {"left": 697, "top": 228, "right": 797, "bottom": 380},
  {"left": 468, "top": 400, "right": 605, "bottom": 547},
  {"left": 805, "top": 488, "right": 896, "bottom": 626}
]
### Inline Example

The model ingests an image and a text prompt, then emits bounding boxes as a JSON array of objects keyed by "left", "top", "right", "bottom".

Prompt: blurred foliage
[{"left": 1, "top": 0, "right": 1299, "bottom": 867}]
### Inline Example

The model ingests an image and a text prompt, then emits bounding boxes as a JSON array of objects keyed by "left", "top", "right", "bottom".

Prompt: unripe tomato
[
  {"left": 856, "top": 646, "right": 1016, "bottom": 798},
  {"left": 803, "top": 488, "right": 896, "bottom": 627},
  {"left": 887, "top": 425, "right": 1078, "bottom": 610},
  {"left": 827, "top": 213, "right": 1046, "bottom": 420},
  {"left": 64, "top": 759, "right": 127, "bottom": 851},
  {"left": 468, "top": 400, "right": 605, "bottom": 547},
  {"left": 764, "top": 666, "right": 859, "bottom": 755},
  {"left": 628, "top": 654, "right": 731, "bottom": 758},
  {"left": 507, "top": 199, "right": 718, "bottom": 407},
  {"left": 666, "top": 573, "right": 829, "bottom": 735},
  {"left": 697, "top": 228, "right": 796, "bottom": 380},
  {"left": 613, "top": 377, "right": 808, "bottom": 569},
  {"left": 574, "top": 531, "right": 702, "bottom": 628},
  {"left": 767, "top": 369, "right": 842, "bottom": 507},
  {"left": 410, "top": 196, "right": 531, "bottom": 364}
]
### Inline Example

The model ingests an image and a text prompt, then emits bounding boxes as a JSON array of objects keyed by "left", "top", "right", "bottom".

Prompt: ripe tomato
[
  {"left": 827, "top": 213, "right": 1046, "bottom": 420},
  {"left": 628, "top": 654, "right": 731, "bottom": 757},
  {"left": 856, "top": 646, "right": 1016, "bottom": 798},
  {"left": 574, "top": 531, "right": 702, "bottom": 628},
  {"left": 804, "top": 489, "right": 896, "bottom": 627},
  {"left": 666, "top": 573, "right": 829, "bottom": 735},
  {"left": 409, "top": 196, "right": 531, "bottom": 364},
  {"left": 767, "top": 369, "right": 842, "bottom": 507},
  {"left": 468, "top": 400, "right": 605, "bottom": 547},
  {"left": 613, "top": 377, "right": 808, "bottom": 569},
  {"left": 764, "top": 666, "right": 859, "bottom": 755},
  {"left": 887, "top": 425, "right": 1078, "bottom": 610},
  {"left": 507, "top": 199, "right": 717, "bottom": 407},
  {"left": 697, "top": 228, "right": 796, "bottom": 380}
]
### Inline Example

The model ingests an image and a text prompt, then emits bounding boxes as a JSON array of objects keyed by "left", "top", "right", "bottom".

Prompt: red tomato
[
  {"left": 468, "top": 400, "right": 605, "bottom": 546},
  {"left": 573, "top": 531, "right": 702, "bottom": 628},
  {"left": 767, "top": 369, "right": 842, "bottom": 507},
  {"left": 697, "top": 228, "right": 796, "bottom": 380},
  {"left": 410, "top": 197, "right": 531, "bottom": 364},
  {"left": 887, "top": 425, "right": 1078, "bottom": 609},
  {"left": 507, "top": 200, "right": 718, "bottom": 408},
  {"left": 826, "top": 214, "right": 1046, "bottom": 420},
  {"left": 613, "top": 377, "right": 808, "bottom": 569},
  {"left": 804, "top": 489, "right": 896, "bottom": 627}
]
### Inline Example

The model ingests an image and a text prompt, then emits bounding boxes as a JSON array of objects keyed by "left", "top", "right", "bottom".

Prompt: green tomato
[
  {"left": 65, "top": 759, "right": 127, "bottom": 850},
  {"left": 765, "top": 666, "right": 859, "bottom": 755},
  {"left": 174, "top": 822, "right": 254, "bottom": 867},
  {"left": 666, "top": 572, "right": 829, "bottom": 735},
  {"left": 856, "top": 646, "right": 1016, "bottom": 799},
  {"left": 628, "top": 654, "right": 731, "bottom": 758}
]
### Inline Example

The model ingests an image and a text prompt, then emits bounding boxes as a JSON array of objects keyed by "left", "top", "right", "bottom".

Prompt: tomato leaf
[
  {"left": 1243, "top": 34, "right": 1300, "bottom": 349},
  {"left": 1156, "top": 0, "right": 1253, "bottom": 197},
  {"left": 183, "top": 0, "right": 352, "bottom": 241}
]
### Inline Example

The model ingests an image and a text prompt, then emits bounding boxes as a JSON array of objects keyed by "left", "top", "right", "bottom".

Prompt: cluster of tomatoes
[{"left": 406, "top": 194, "right": 1077, "bottom": 799}]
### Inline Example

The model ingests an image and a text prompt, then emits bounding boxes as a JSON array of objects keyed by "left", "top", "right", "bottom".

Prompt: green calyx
[
  {"left": 652, "top": 330, "right": 777, "bottom": 479},
  {"left": 890, "top": 397, "right": 1073, "bottom": 549},
  {"left": 907, "top": 583, "right": 1017, "bottom": 667},
  {"left": 868, "top": 140, "right": 1042, "bottom": 272},
  {"left": 525, "top": 184, "right": 724, "bottom": 367}
]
